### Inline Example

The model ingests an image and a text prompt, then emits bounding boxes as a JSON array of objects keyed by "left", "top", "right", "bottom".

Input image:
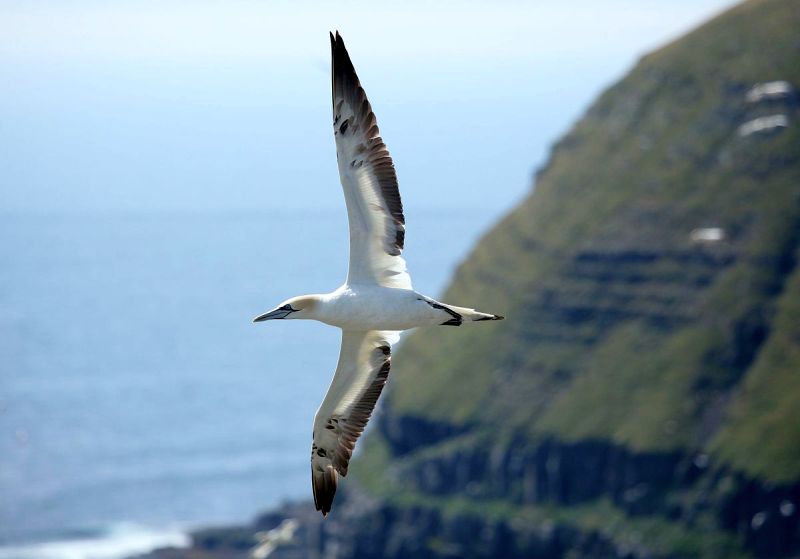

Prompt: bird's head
[{"left": 252, "top": 295, "right": 319, "bottom": 322}]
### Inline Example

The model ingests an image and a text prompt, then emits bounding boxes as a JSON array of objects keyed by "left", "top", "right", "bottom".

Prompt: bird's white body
[
  {"left": 316, "top": 286, "right": 433, "bottom": 330},
  {"left": 253, "top": 32, "right": 503, "bottom": 517},
  {"left": 309, "top": 285, "right": 477, "bottom": 331}
]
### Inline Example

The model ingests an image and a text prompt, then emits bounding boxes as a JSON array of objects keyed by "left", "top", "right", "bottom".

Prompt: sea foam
[{"left": 0, "top": 523, "right": 190, "bottom": 559}]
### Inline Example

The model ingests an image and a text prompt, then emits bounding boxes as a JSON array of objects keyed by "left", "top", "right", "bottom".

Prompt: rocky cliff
[{"left": 146, "top": 1, "right": 800, "bottom": 557}]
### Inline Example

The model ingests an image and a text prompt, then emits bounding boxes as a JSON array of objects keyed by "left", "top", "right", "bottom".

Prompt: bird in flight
[{"left": 253, "top": 32, "right": 504, "bottom": 517}]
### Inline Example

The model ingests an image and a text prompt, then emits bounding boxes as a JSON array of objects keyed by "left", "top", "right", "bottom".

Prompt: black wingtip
[
  {"left": 312, "top": 465, "right": 338, "bottom": 518},
  {"left": 329, "top": 30, "right": 360, "bottom": 115},
  {"left": 330, "top": 30, "right": 344, "bottom": 47},
  {"left": 331, "top": 31, "right": 356, "bottom": 74}
]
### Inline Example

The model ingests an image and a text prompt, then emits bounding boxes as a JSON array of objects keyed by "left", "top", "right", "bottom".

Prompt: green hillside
[
  {"left": 347, "top": 0, "right": 800, "bottom": 556},
  {"left": 383, "top": 0, "right": 800, "bottom": 480}
]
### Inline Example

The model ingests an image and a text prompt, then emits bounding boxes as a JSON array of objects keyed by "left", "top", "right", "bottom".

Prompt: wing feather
[
  {"left": 330, "top": 32, "right": 411, "bottom": 289},
  {"left": 310, "top": 329, "right": 398, "bottom": 516}
]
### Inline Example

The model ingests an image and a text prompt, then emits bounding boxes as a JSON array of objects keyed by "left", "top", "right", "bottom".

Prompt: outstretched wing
[
  {"left": 311, "top": 329, "right": 399, "bottom": 516},
  {"left": 330, "top": 31, "right": 411, "bottom": 289}
]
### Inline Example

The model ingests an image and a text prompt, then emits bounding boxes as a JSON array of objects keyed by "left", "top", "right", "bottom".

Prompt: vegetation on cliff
[{"left": 348, "top": 0, "right": 800, "bottom": 556}]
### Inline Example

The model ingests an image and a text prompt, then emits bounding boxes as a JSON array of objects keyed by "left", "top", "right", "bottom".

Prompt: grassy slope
[
  {"left": 712, "top": 256, "right": 800, "bottom": 480},
  {"left": 376, "top": 0, "right": 800, "bottom": 483}
]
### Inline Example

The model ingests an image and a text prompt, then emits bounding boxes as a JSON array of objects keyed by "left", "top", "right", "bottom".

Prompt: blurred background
[{"left": 4, "top": 1, "right": 799, "bottom": 558}]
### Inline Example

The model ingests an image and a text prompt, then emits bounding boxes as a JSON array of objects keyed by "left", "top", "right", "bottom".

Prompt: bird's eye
[{"left": 281, "top": 304, "right": 293, "bottom": 311}]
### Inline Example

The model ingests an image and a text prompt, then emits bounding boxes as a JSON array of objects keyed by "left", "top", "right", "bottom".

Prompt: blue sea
[{"left": 0, "top": 209, "right": 496, "bottom": 559}]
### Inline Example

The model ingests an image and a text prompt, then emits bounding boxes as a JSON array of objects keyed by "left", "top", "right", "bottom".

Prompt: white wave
[{"left": 0, "top": 523, "right": 190, "bottom": 559}]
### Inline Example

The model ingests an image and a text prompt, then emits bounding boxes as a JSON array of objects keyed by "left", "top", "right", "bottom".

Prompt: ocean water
[{"left": 0, "top": 210, "right": 496, "bottom": 559}]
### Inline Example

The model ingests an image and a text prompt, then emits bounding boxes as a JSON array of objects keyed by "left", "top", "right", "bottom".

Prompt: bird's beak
[{"left": 252, "top": 308, "right": 292, "bottom": 322}]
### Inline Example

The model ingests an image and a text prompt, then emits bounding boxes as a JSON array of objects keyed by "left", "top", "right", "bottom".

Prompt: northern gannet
[{"left": 253, "top": 32, "right": 504, "bottom": 517}]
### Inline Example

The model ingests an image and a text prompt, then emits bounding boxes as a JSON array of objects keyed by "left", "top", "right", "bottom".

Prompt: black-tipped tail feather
[
  {"left": 475, "top": 314, "right": 505, "bottom": 321},
  {"left": 424, "top": 299, "right": 505, "bottom": 325}
]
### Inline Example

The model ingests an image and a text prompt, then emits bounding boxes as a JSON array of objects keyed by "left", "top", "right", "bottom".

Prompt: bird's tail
[
  {"left": 437, "top": 303, "right": 504, "bottom": 325},
  {"left": 453, "top": 305, "right": 504, "bottom": 322}
]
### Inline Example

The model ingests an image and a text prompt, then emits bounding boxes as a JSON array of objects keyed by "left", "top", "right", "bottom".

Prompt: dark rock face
[
  {"left": 391, "top": 433, "right": 689, "bottom": 510},
  {"left": 719, "top": 477, "right": 800, "bottom": 558},
  {"left": 317, "top": 503, "right": 643, "bottom": 559},
  {"left": 246, "top": 496, "right": 654, "bottom": 559},
  {"left": 380, "top": 413, "right": 470, "bottom": 458},
  {"left": 381, "top": 420, "right": 800, "bottom": 557}
]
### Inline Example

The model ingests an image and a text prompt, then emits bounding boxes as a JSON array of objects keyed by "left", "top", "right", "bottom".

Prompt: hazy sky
[{"left": 1, "top": 0, "right": 737, "bottom": 215}]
